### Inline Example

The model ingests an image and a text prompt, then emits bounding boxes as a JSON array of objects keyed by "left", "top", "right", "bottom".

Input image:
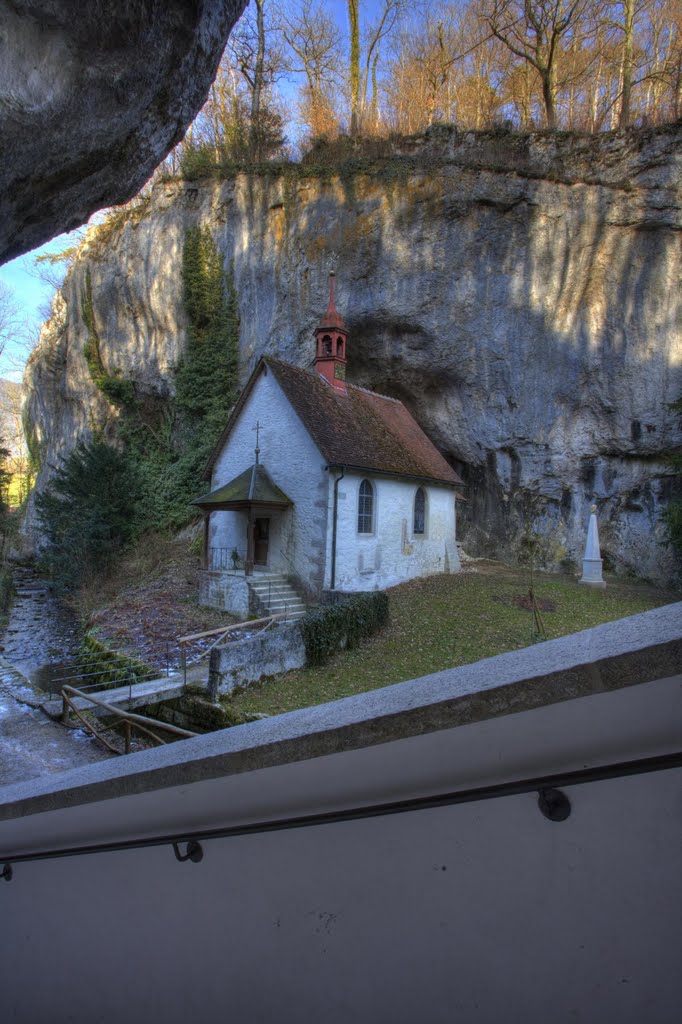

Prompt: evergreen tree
[
  {"left": 35, "top": 439, "right": 141, "bottom": 588},
  {"left": 174, "top": 225, "right": 240, "bottom": 477}
]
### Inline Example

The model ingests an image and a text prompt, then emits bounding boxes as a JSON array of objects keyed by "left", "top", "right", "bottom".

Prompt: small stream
[
  {"left": 0, "top": 567, "right": 115, "bottom": 783},
  {"left": 0, "top": 566, "right": 86, "bottom": 694}
]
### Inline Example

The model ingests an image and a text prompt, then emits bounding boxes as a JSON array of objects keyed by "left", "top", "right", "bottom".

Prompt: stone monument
[{"left": 580, "top": 505, "right": 606, "bottom": 587}]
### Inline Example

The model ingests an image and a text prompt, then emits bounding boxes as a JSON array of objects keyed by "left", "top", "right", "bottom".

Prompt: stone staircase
[{"left": 248, "top": 572, "right": 308, "bottom": 620}]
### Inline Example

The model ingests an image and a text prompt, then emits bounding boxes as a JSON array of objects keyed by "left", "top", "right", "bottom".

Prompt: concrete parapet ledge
[{"left": 0, "top": 602, "right": 680, "bottom": 823}]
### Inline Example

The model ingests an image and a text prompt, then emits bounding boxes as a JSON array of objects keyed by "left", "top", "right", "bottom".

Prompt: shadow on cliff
[{"left": 338, "top": 170, "right": 680, "bottom": 581}]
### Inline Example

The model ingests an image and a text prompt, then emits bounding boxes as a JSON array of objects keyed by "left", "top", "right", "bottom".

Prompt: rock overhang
[{"left": 0, "top": 0, "right": 248, "bottom": 264}]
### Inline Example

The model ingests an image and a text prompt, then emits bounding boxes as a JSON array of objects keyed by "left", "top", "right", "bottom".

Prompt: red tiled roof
[{"left": 204, "top": 357, "right": 461, "bottom": 487}]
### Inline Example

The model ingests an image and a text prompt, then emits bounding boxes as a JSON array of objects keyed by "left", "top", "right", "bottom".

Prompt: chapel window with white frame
[
  {"left": 358, "top": 479, "right": 375, "bottom": 534},
  {"left": 413, "top": 486, "right": 426, "bottom": 535}
]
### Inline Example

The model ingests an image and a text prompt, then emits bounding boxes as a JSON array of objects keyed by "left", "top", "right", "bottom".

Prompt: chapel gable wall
[{"left": 209, "top": 370, "right": 329, "bottom": 594}]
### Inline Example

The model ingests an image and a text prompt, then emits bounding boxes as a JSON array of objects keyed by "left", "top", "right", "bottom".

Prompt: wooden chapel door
[{"left": 254, "top": 517, "right": 270, "bottom": 566}]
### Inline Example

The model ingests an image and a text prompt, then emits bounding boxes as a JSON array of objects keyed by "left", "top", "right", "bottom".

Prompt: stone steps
[{"left": 248, "top": 574, "right": 308, "bottom": 620}]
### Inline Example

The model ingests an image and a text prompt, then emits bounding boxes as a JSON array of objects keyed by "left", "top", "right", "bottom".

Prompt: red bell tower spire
[{"left": 314, "top": 271, "right": 348, "bottom": 394}]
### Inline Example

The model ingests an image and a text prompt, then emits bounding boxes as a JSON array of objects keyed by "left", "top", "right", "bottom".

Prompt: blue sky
[{"left": 0, "top": 230, "right": 83, "bottom": 382}]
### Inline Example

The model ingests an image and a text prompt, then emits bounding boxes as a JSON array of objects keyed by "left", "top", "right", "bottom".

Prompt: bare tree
[
  {"left": 481, "top": 0, "right": 591, "bottom": 127},
  {"left": 279, "top": 0, "right": 342, "bottom": 138},
  {"left": 348, "top": 0, "right": 408, "bottom": 135},
  {"left": 640, "top": 0, "right": 682, "bottom": 122},
  {"left": 0, "top": 282, "right": 17, "bottom": 359},
  {"left": 4, "top": 380, "right": 31, "bottom": 506},
  {"left": 229, "top": 0, "right": 286, "bottom": 156},
  {"left": 618, "top": 0, "right": 637, "bottom": 124}
]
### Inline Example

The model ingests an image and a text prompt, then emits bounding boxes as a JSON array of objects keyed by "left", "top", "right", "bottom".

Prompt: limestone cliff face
[{"left": 24, "top": 125, "right": 682, "bottom": 582}]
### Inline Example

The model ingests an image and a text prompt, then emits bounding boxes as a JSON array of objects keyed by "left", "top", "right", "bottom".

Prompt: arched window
[
  {"left": 413, "top": 487, "right": 426, "bottom": 535},
  {"left": 358, "top": 479, "right": 374, "bottom": 534},
  {"left": 336, "top": 337, "right": 344, "bottom": 356},
  {"left": 322, "top": 334, "right": 332, "bottom": 356}
]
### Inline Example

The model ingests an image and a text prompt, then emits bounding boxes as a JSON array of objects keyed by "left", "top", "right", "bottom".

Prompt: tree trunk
[
  {"left": 348, "top": 0, "right": 360, "bottom": 135},
  {"left": 370, "top": 52, "right": 379, "bottom": 131},
  {"left": 618, "top": 0, "right": 635, "bottom": 128},
  {"left": 542, "top": 69, "right": 557, "bottom": 129},
  {"left": 251, "top": 0, "right": 266, "bottom": 155}
]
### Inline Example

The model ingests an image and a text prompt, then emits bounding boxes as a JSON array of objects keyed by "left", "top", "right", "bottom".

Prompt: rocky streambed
[
  {"left": 0, "top": 567, "right": 113, "bottom": 786},
  {"left": 1, "top": 567, "right": 85, "bottom": 693}
]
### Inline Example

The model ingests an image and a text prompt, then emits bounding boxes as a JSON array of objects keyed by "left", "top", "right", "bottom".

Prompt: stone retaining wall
[
  {"left": 199, "top": 572, "right": 251, "bottom": 618},
  {"left": 208, "top": 621, "right": 306, "bottom": 696}
]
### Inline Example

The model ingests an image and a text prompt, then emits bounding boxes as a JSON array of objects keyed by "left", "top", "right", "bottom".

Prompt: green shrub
[
  {"left": 301, "top": 592, "right": 389, "bottom": 666},
  {"left": 179, "top": 143, "right": 221, "bottom": 180},
  {"left": 0, "top": 566, "right": 14, "bottom": 616},
  {"left": 77, "top": 630, "right": 155, "bottom": 690}
]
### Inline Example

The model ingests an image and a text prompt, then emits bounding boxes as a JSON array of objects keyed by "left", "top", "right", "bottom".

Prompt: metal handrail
[
  {"left": 51, "top": 646, "right": 170, "bottom": 689},
  {"left": 206, "top": 543, "right": 307, "bottom": 605},
  {"left": 50, "top": 667, "right": 155, "bottom": 686},
  {"left": 3, "top": 751, "right": 680, "bottom": 877},
  {"left": 207, "top": 547, "right": 243, "bottom": 572}
]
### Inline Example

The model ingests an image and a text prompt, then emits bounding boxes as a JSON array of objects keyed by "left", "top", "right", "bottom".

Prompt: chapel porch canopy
[
  {"left": 193, "top": 463, "right": 292, "bottom": 513},
  {"left": 192, "top": 463, "right": 292, "bottom": 574}
]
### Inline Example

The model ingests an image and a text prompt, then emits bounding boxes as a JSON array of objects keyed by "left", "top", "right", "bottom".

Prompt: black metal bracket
[
  {"left": 538, "top": 788, "right": 571, "bottom": 822},
  {"left": 172, "top": 840, "right": 204, "bottom": 864},
  {"left": 2, "top": 862, "right": 13, "bottom": 882}
]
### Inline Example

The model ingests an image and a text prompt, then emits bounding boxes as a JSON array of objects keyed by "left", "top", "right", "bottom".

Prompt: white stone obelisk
[{"left": 580, "top": 504, "right": 606, "bottom": 587}]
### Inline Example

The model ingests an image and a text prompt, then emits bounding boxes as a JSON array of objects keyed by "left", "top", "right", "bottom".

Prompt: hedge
[{"left": 301, "top": 591, "right": 389, "bottom": 667}]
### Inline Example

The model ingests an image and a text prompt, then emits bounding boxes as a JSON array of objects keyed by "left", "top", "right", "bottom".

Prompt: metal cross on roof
[{"left": 253, "top": 420, "right": 260, "bottom": 464}]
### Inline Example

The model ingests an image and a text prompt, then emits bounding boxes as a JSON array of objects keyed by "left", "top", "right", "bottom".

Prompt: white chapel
[{"left": 194, "top": 274, "right": 462, "bottom": 617}]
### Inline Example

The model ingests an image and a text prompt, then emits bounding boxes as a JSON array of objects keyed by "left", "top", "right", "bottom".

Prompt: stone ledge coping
[{"left": 1, "top": 602, "right": 680, "bottom": 822}]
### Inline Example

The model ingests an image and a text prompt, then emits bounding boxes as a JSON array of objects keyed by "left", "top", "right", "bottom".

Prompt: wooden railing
[
  {"left": 176, "top": 614, "right": 287, "bottom": 683},
  {"left": 60, "top": 685, "right": 197, "bottom": 755}
]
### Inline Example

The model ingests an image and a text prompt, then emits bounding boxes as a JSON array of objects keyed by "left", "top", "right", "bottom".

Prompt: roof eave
[
  {"left": 325, "top": 463, "right": 462, "bottom": 489},
  {"left": 192, "top": 499, "right": 291, "bottom": 512}
]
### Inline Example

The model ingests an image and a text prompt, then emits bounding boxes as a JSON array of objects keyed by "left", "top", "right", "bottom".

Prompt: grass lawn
[{"left": 225, "top": 563, "right": 679, "bottom": 719}]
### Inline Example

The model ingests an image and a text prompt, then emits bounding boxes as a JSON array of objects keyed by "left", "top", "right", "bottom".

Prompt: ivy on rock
[
  {"left": 126, "top": 226, "right": 240, "bottom": 531},
  {"left": 81, "top": 269, "right": 135, "bottom": 407},
  {"left": 39, "top": 227, "right": 240, "bottom": 584}
]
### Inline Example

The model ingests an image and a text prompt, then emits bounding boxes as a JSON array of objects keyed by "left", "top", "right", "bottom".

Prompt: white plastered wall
[
  {"left": 328, "top": 473, "right": 460, "bottom": 591},
  {"left": 209, "top": 369, "right": 329, "bottom": 592}
]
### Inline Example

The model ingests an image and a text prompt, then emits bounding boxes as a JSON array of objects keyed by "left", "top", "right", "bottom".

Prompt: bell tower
[{"left": 314, "top": 271, "right": 348, "bottom": 394}]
